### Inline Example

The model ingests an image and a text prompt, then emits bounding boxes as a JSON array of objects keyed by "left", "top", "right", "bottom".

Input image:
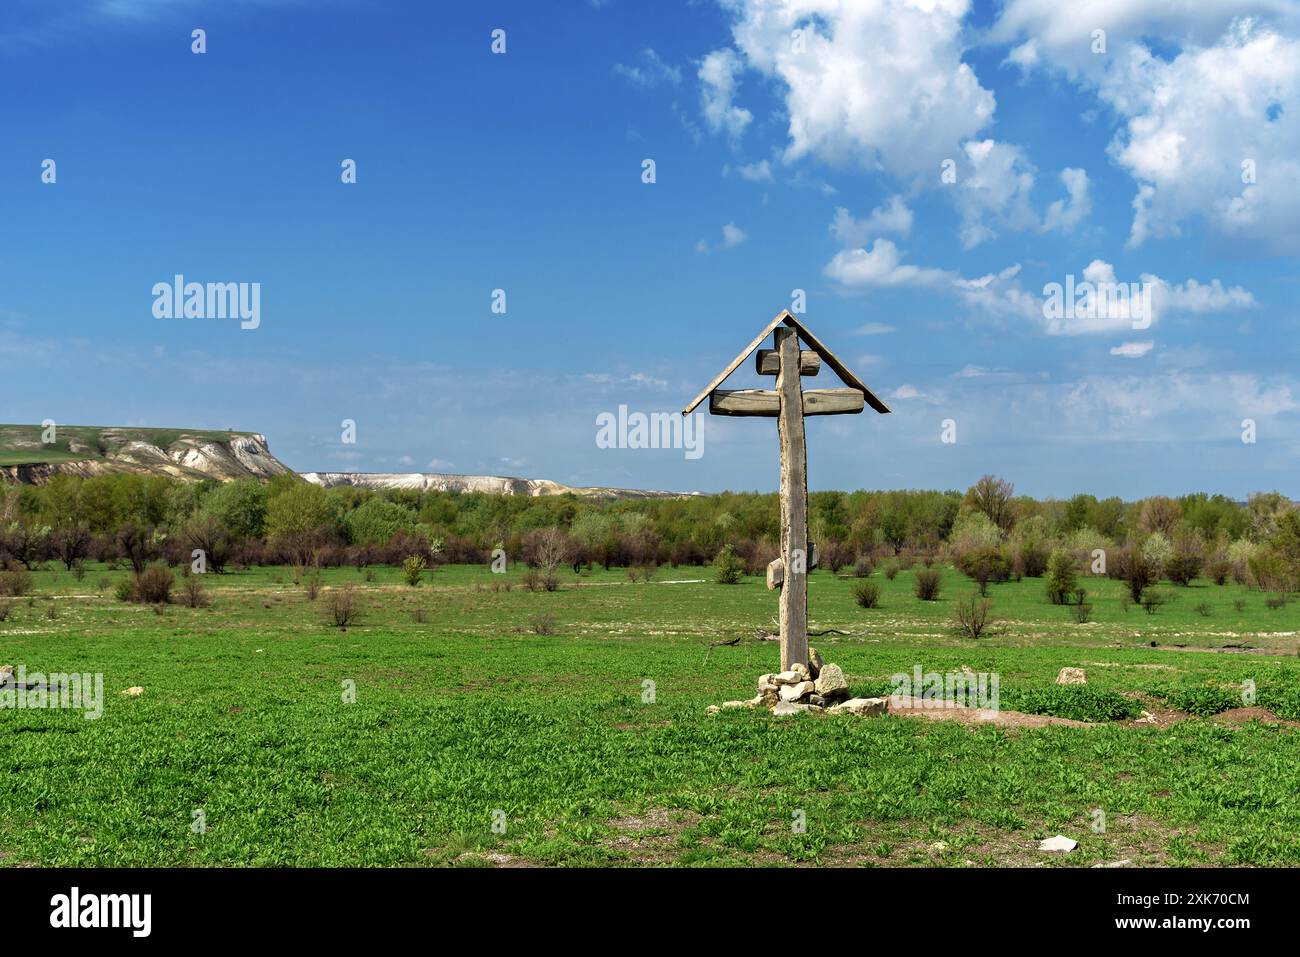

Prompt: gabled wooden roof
[{"left": 682, "top": 310, "right": 891, "bottom": 415}]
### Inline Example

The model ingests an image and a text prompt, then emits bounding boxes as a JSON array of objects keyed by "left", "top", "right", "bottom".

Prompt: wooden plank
[
  {"left": 766, "top": 558, "right": 783, "bottom": 591},
  {"left": 802, "top": 389, "right": 864, "bottom": 415},
  {"left": 757, "top": 349, "right": 820, "bottom": 376},
  {"left": 776, "top": 326, "right": 809, "bottom": 672},
  {"left": 710, "top": 390, "right": 779, "bottom": 416},
  {"left": 710, "top": 388, "right": 864, "bottom": 417},
  {"left": 682, "top": 311, "right": 789, "bottom": 415},
  {"left": 781, "top": 314, "right": 892, "bottom": 414}
]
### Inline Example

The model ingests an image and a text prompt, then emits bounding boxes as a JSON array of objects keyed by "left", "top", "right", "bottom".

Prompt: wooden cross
[{"left": 684, "top": 310, "right": 890, "bottom": 672}]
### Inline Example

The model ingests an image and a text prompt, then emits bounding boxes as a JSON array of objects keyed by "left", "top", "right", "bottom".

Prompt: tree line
[{"left": 0, "top": 472, "right": 1296, "bottom": 594}]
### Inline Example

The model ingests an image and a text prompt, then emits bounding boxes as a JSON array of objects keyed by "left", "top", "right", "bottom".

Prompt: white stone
[
  {"left": 827, "top": 697, "right": 889, "bottom": 717},
  {"left": 1039, "top": 835, "right": 1078, "bottom": 853},
  {"left": 814, "top": 663, "right": 849, "bottom": 701},
  {"left": 779, "top": 681, "right": 815, "bottom": 702},
  {"left": 1056, "top": 667, "right": 1087, "bottom": 685}
]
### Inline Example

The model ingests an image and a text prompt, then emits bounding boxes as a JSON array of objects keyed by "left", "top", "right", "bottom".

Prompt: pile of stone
[{"left": 706, "top": 647, "right": 889, "bottom": 718}]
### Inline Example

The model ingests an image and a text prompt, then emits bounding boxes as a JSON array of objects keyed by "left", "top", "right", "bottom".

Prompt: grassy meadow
[{"left": 1, "top": 560, "right": 1298, "bottom": 868}]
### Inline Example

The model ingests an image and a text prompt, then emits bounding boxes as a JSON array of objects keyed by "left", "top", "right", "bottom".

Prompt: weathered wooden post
[
  {"left": 774, "top": 326, "right": 810, "bottom": 670},
  {"left": 684, "top": 310, "right": 890, "bottom": 672}
]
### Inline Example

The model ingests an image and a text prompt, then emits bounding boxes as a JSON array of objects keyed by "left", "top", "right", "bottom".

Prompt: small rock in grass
[
  {"left": 827, "top": 697, "right": 889, "bottom": 717},
  {"left": 779, "top": 681, "right": 815, "bottom": 703},
  {"left": 720, "top": 700, "right": 751, "bottom": 710},
  {"left": 705, "top": 705, "right": 721, "bottom": 715},
  {"left": 1056, "top": 667, "right": 1087, "bottom": 685},
  {"left": 1091, "top": 860, "right": 1133, "bottom": 868},
  {"left": 1039, "top": 835, "right": 1078, "bottom": 853},
  {"left": 121, "top": 686, "right": 145, "bottom": 697},
  {"left": 814, "top": 663, "right": 849, "bottom": 702},
  {"left": 0, "top": 665, "right": 13, "bottom": 685}
]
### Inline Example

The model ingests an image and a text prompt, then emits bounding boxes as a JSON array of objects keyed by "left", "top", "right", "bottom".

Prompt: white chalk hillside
[{"left": 300, "top": 471, "right": 688, "bottom": 499}]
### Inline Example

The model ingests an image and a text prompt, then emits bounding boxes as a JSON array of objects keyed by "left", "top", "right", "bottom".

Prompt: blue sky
[{"left": 2, "top": 0, "right": 1298, "bottom": 499}]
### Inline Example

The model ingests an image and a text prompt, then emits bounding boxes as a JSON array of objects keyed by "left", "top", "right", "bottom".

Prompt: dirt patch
[
  {"left": 601, "top": 806, "right": 702, "bottom": 864},
  {"left": 888, "top": 696, "right": 1092, "bottom": 729},
  {"left": 1122, "top": 693, "right": 1192, "bottom": 728},
  {"left": 1147, "top": 643, "right": 1274, "bottom": 655},
  {"left": 1213, "top": 706, "right": 1300, "bottom": 728},
  {"left": 450, "top": 850, "right": 542, "bottom": 868}
]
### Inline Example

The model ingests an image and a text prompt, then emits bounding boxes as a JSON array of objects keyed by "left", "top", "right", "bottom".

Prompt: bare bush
[
  {"left": 951, "top": 593, "right": 994, "bottom": 639},
  {"left": 327, "top": 585, "right": 360, "bottom": 630},
  {"left": 180, "top": 575, "right": 210, "bottom": 609}
]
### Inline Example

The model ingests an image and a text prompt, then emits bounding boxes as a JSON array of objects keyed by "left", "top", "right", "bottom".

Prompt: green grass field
[{"left": 1, "top": 561, "right": 1298, "bottom": 867}]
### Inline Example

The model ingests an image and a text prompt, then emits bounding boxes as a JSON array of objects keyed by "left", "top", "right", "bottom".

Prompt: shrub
[
  {"left": 1204, "top": 556, "right": 1230, "bottom": 586},
  {"left": 853, "top": 556, "right": 874, "bottom": 578},
  {"left": 914, "top": 568, "right": 942, "bottom": 601},
  {"left": 713, "top": 545, "right": 744, "bottom": 585},
  {"left": 1114, "top": 545, "right": 1158, "bottom": 603},
  {"left": 959, "top": 545, "right": 1010, "bottom": 596},
  {"left": 522, "top": 568, "right": 543, "bottom": 592},
  {"left": 327, "top": 585, "right": 359, "bottom": 630},
  {"left": 883, "top": 562, "right": 899, "bottom": 581},
  {"left": 114, "top": 578, "right": 133, "bottom": 602},
  {"left": 528, "top": 613, "right": 556, "bottom": 636},
  {"left": 45, "top": 603, "right": 57, "bottom": 621},
  {"left": 950, "top": 592, "right": 993, "bottom": 638},
  {"left": 1141, "top": 589, "right": 1169, "bottom": 615},
  {"left": 1006, "top": 686, "right": 1141, "bottom": 722},
  {"left": 133, "top": 563, "right": 175, "bottom": 605},
  {"left": 304, "top": 567, "right": 323, "bottom": 601},
  {"left": 71, "top": 559, "right": 87, "bottom": 582},
  {"left": 852, "top": 580, "right": 880, "bottom": 608},
  {"left": 0, "top": 567, "right": 33, "bottom": 598},
  {"left": 1194, "top": 601, "right": 1213, "bottom": 617},
  {"left": 1044, "top": 549, "right": 1076, "bottom": 605},
  {"left": 179, "top": 575, "right": 210, "bottom": 609},
  {"left": 627, "top": 564, "right": 656, "bottom": 583},
  {"left": 1165, "top": 549, "right": 1203, "bottom": 586},
  {"left": 1233, "top": 599, "right": 1247, "bottom": 612},
  {"left": 1071, "top": 589, "right": 1093, "bottom": 623},
  {"left": 1013, "top": 539, "right": 1050, "bottom": 578},
  {"left": 1140, "top": 531, "right": 1173, "bottom": 579},
  {"left": 402, "top": 554, "right": 426, "bottom": 587},
  {"left": 1266, "top": 596, "right": 1287, "bottom": 610},
  {"left": 0, "top": 599, "right": 11, "bottom": 621}
]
